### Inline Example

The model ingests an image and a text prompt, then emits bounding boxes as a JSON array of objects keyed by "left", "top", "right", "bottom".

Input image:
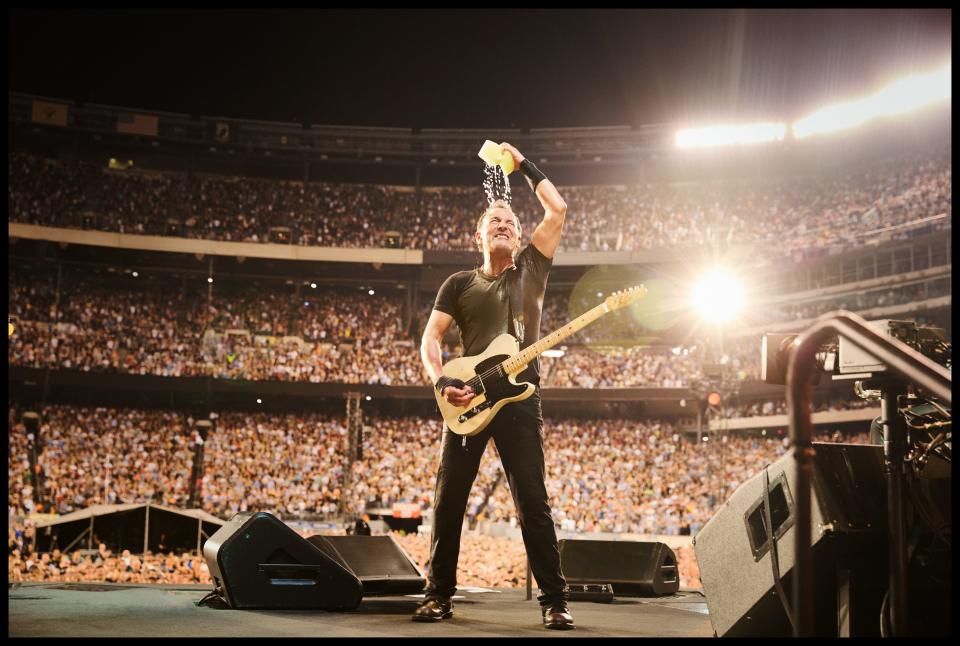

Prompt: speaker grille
[
  {"left": 324, "top": 536, "right": 421, "bottom": 579},
  {"left": 306, "top": 535, "right": 425, "bottom": 595},
  {"left": 559, "top": 539, "right": 679, "bottom": 596}
]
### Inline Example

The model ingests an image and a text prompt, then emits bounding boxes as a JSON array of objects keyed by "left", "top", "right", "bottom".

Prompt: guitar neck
[{"left": 502, "top": 302, "right": 609, "bottom": 374}]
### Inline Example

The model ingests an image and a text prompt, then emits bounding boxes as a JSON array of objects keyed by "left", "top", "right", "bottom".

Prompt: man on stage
[{"left": 416, "top": 142, "right": 574, "bottom": 630}]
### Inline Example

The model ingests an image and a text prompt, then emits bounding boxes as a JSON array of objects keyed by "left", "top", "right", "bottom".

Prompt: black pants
[{"left": 424, "top": 394, "right": 568, "bottom": 607}]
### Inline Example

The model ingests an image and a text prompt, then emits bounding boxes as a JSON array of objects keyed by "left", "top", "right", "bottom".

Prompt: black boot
[
  {"left": 412, "top": 597, "right": 454, "bottom": 622},
  {"left": 542, "top": 603, "right": 575, "bottom": 630}
]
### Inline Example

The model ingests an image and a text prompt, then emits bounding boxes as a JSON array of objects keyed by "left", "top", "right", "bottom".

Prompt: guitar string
[
  {"left": 450, "top": 295, "right": 638, "bottom": 398},
  {"left": 462, "top": 319, "right": 584, "bottom": 394},
  {"left": 469, "top": 324, "right": 569, "bottom": 388}
]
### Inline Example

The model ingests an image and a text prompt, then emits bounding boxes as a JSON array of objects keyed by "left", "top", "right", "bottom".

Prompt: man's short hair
[{"left": 476, "top": 200, "right": 521, "bottom": 253}]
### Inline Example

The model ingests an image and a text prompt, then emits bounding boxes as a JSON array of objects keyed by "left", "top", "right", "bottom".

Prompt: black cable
[
  {"left": 879, "top": 589, "right": 890, "bottom": 638},
  {"left": 762, "top": 467, "right": 795, "bottom": 632},
  {"left": 905, "top": 472, "right": 951, "bottom": 550},
  {"left": 197, "top": 585, "right": 228, "bottom": 608},
  {"left": 198, "top": 589, "right": 219, "bottom": 605}
]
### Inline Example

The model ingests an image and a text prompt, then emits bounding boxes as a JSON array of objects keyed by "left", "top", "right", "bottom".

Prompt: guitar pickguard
[
  {"left": 456, "top": 354, "right": 528, "bottom": 424},
  {"left": 472, "top": 354, "right": 525, "bottom": 401}
]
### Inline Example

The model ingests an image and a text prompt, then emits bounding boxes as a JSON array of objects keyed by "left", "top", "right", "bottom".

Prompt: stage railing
[{"left": 786, "top": 310, "right": 951, "bottom": 637}]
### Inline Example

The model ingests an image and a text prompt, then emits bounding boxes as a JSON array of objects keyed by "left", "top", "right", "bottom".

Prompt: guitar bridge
[{"left": 457, "top": 399, "right": 493, "bottom": 423}]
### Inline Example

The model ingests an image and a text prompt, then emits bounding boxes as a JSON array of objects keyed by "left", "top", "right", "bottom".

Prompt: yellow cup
[{"left": 478, "top": 140, "right": 515, "bottom": 175}]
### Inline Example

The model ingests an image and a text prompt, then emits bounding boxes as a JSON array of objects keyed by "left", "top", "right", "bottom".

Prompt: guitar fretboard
[{"left": 501, "top": 302, "right": 609, "bottom": 374}]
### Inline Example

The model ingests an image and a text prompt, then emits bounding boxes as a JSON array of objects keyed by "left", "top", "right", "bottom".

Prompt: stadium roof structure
[
  {"left": 33, "top": 503, "right": 226, "bottom": 555},
  {"left": 8, "top": 91, "right": 670, "bottom": 167}
]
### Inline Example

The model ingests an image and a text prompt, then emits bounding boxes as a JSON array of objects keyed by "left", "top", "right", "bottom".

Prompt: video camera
[
  {"left": 762, "top": 319, "right": 950, "bottom": 384},
  {"left": 761, "top": 318, "right": 951, "bottom": 464}
]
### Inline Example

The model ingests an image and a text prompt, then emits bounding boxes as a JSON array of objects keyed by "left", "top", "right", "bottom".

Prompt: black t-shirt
[{"left": 434, "top": 243, "right": 553, "bottom": 384}]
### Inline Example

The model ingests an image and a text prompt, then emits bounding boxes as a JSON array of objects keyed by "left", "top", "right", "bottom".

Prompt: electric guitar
[{"left": 435, "top": 285, "right": 647, "bottom": 436}]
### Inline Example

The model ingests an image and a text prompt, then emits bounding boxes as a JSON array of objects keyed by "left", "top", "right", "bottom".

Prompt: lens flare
[{"left": 691, "top": 270, "right": 745, "bottom": 324}]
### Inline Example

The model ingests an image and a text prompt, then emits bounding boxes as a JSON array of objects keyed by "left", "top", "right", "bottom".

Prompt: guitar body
[
  {"left": 435, "top": 334, "right": 536, "bottom": 436},
  {"left": 432, "top": 285, "right": 647, "bottom": 437}
]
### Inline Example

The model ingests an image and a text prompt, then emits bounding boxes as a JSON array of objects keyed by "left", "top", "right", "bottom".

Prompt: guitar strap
[
  {"left": 506, "top": 263, "right": 541, "bottom": 382},
  {"left": 505, "top": 264, "right": 524, "bottom": 345}
]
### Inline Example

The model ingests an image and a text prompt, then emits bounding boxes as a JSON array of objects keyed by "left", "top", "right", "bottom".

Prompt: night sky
[{"left": 8, "top": 9, "right": 951, "bottom": 129}]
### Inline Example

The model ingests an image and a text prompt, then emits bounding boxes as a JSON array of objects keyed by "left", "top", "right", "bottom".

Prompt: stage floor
[{"left": 9, "top": 582, "right": 713, "bottom": 637}]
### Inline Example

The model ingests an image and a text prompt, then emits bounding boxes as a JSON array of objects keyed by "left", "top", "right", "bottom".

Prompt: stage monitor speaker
[
  {"left": 558, "top": 539, "right": 679, "bottom": 597},
  {"left": 306, "top": 534, "right": 426, "bottom": 595},
  {"left": 203, "top": 512, "right": 363, "bottom": 610},
  {"left": 693, "top": 443, "right": 889, "bottom": 637}
]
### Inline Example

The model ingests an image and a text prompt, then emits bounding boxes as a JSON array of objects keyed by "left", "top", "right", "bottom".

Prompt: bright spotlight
[
  {"left": 676, "top": 122, "right": 786, "bottom": 149},
  {"left": 793, "top": 63, "right": 951, "bottom": 139},
  {"left": 691, "top": 270, "right": 744, "bottom": 324}
]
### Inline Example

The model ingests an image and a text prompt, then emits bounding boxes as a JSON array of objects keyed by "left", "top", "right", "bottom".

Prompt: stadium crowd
[
  {"left": 10, "top": 404, "right": 871, "bottom": 529},
  {"left": 7, "top": 536, "right": 212, "bottom": 585},
  {"left": 8, "top": 406, "right": 196, "bottom": 516},
  {"left": 11, "top": 265, "right": 946, "bottom": 388},
  {"left": 9, "top": 401, "right": 872, "bottom": 590},
  {"left": 747, "top": 277, "right": 951, "bottom": 326},
  {"left": 6, "top": 522, "right": 570, "bottom": 591},
  {"left": 9, "top": 148, "right": 950, "bottom": 256}
]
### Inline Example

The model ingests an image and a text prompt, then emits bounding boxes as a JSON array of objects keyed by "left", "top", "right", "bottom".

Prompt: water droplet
[{"left": 482, "top": 163, "right": 511, "bottom": 206}]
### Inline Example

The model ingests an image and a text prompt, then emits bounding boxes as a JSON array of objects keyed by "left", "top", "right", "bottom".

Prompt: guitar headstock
[{"left": 604, "top": 285, "right": 648, "bottom": 311}]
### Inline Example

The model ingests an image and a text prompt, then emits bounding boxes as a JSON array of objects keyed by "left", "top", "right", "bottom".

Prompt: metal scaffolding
[{"left": 339, "top": 392, "right": 364, "bottom": 518}]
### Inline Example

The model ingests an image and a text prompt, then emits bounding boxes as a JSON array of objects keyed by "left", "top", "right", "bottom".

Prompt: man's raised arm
[{"left": 500, "top": 142, "right": 567, "bottom": 259}]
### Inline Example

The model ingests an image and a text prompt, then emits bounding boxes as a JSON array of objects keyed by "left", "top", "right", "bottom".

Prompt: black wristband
[
  {"left": 519, "top": 159, "right": 547, "bottom": 193},
  {"left": 435, "top": 376, "right": 465, "bottom": 394}
]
